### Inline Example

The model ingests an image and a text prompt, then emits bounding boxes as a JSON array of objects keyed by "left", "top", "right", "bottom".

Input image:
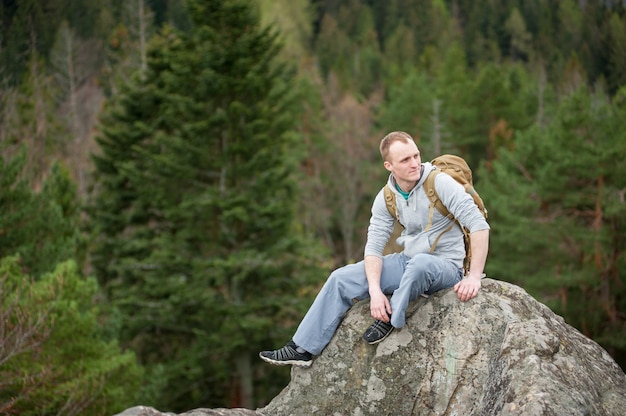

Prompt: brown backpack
[{"left": 383, "top": 154, "right": 488, "bottom": 274}]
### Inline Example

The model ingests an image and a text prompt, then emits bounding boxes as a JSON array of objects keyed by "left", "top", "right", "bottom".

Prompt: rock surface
[
  {"left": 259, "top": 279, "right": 626, "bottom": 415},
  {"left": 117, "top": 279, "right": 626, "bottom": 416},
  {"left": 113, "top": 406, "right": 259, "bottom": 416}
]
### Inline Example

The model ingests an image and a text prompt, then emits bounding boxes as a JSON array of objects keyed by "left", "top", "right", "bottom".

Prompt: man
[{"left": 260, "top": 131, "right": 489, "bottom": 367}]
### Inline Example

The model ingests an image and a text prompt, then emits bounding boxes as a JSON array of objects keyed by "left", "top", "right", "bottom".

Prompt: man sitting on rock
[{"left": 260, "top": 131, "right": 490, "bottom": 367}]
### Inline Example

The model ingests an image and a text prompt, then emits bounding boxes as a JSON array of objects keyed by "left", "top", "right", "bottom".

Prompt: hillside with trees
[{"left": 1, "top": 0, "right": 624, "bottom": 413}]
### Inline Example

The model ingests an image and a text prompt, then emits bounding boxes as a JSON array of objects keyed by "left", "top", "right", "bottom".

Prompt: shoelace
[
  {"left": 370, "top": 320, "right": 392, "bottom": 336},
  {"left": 274, "top": 344, "right": 298, "bottom": 360}
]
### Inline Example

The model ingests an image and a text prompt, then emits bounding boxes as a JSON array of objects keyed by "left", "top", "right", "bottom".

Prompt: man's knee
[
  {"left": 407, "top": 253, "right": 439, "bottom": 274},
  {"left": 327, "top": 264, "right": 360, "bottom": 285}
]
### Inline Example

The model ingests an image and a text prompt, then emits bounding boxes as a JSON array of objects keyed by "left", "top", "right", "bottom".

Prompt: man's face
[{"left": 384, "top": 140, "right": 422, "bottom": 183}]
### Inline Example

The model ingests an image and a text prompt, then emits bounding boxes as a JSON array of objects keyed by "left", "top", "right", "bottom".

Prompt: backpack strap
[
  {"left": 423, "top": 168, "right": 463, "bottom": 269},
  {"left": 423, "top": 168, "right": 454, "bottom": 231},
  {"left": 423, "top": 167, "right": 473, "bottom": 275},
  {"left": 383, "top": 184, "right": 403, "bottom": 228},
  {"left": 428, "top": 222, "right": 455, "bottom": 253}
]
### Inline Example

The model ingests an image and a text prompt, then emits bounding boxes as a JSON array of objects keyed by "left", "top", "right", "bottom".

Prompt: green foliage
[
  {"left": 0, "top": 52, "right": 65, "bottom": 182},
  {"left": 464, "top": 61, "right": 537, "bottom": 166},
  {"left": 2, "top": 0, "right": 626, "bottom": 410},
  {"left": 0, "top": 256, "right": 143, "bottom": 415},
  {"left": 605, "top": 13, "right": 626, "bottom": 93},
  {"left": 314, "top": 1, "right": 383, "bottom": 96},
  {"left": 505, "top": 7, "right": 533, "bottom": 60},
  {"left": 0, "top": 0, "right": 110, "bottom": 85},
  {"left": 0, "top": 147, "right": 82, "bottom": 277},
  {"left": 258, "top": 0, "right": 314, "bottom": 63},
  {"left": 358, "top": 0, "right": 626, "bottom": 89},
  {"left": 0, "top": 147, "right": 136, "bottom": 413},
  {"left": 479, "top": 88, "right": 626, "bottom": 369},
  {"left": 377, "top": 69, "right": 434, "bottom": 141},
  {"left": 89, "top": 0, "right": 327, "bottom": 410},
  {"left": 378, "top": 49, "right": 537, "bottom": 168}
]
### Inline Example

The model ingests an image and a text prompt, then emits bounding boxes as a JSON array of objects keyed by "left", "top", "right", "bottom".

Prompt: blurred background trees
[
  {"left": 88, "top": 0, "right": 327, "bottom": 409},
  {"left": 1, "top": 0, "right": 624, "bottom": 413}
]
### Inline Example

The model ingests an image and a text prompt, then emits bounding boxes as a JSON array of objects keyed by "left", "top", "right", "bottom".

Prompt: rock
[
  {"left": 257, "top": 279, "right": 626, "bottom": 416},
  {"left": 116, "top": 279, "right": 626, "bottom": 416},
  {"left": 179, "top": 410, "right": 260, "bottom": 416},
  {"left": 113, "top": 406, "right": 175, "bottom": 416},
  {"left": 113, "top": 407, "right": 259, "bottom": 416}
]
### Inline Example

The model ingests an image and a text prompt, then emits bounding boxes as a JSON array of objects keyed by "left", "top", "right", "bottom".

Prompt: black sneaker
[
  {"left": 362, "top": 320, "right": 394, "bottom": 344},
  {"left": 259, "top": 341, "right": 313, "bottom": 367}
]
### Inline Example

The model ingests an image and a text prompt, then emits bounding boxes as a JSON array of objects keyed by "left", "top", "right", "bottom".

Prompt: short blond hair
[{"left": 379, "top": 131, "right": 415, "bottom": 161}]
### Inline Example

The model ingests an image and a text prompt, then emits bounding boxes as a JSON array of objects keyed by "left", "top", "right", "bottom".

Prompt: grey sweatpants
[{"left": 292, "top": 252, "right": 463, "bottom": 355}]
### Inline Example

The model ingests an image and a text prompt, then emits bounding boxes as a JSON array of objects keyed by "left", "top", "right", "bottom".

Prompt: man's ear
[{"left": 383, "top": 160, "right": 392, "bottom": 172}]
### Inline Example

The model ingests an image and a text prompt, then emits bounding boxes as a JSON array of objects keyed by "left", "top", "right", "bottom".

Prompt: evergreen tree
[
  {"left": 101, "top": 0, "right": 157, "bottom": 97},
  {"left": 376, "top": 68, "right": 435, "bottom": 147},
  {"left": 88, "top": 0, "right": 326, "bottom": 409},
  {"left": 465, "top": 61, "right": 537, "bottom": 167},
  {"left": 0, "top": 144, "right": 138, "bottom": 415},
  {"left": 377, "top": 44, "right": 537, "bottom": 170},
  {"left": 605, "top": 13, "right": 626, "bottom": 93},
  {"left": 314, "top": 1, "right": 384, "bottom": 96},
  {"left": 479, "top": 87, "right": 626, "bottom": 369},
  {"left": 315, "top": 13, "right": 353, "bottom": 85},
  {"left": 258, "top": 0, "right": 314, "bottom": 64},
  {"left": 556, "top": 0, "right": 583, "bottom": 54},
  {"left": 0, "top": 147, "right": 80, "bottom": 277},
  {"left": 0, "top": 49, "right": 64, "bottom": 184},
  {"left": 0, "top": 256, "right": 142, "bottom": 415},
  {"left": 505, "top": 7, "right": 533, "bottom": 61},
  {"left": 382, "top": 22, "right": 417, "bottom": 79},
  {"left": 425, "top": 43, "right": 475, "bottom": 157},
  {"left": 0, "top": 0, "right": 107, "bottom": 85}
]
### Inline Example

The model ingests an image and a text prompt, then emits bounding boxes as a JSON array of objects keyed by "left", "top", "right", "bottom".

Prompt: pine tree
[
  {"left": 0, "top": 48, "right": 64, "bottom": 185},
  {"left": 0, "top": 146, "right": 137, "bottom": 415},
  {"left": 257, "top": 0, "right": 313, "bottom": 63},
  {"left": 0, "top": 256, "right": 142, "bottom": 415},
  {"left": 464, "top": 61, "right": 537, "bottom": 167},
  {"left": 479, "top": 87, "right": 626, "bottom": 369},
  {"left": 0, "top": 147, "right": 80, "bottom": 277},
  {"left": 505, "top": 7, "right": 533, "bottom": 61},
  {"left": 88, "top": 0, "right": 326, "bottom": 409},
  {"left": 101, "top": 0, "right": 156, "bottom": 96},
  {"left": 605, "top": 13, "right": 626, "bottom": 93}
]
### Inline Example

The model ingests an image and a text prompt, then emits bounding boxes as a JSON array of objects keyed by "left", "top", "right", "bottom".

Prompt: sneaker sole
[
  {"left": 259, "top": 353, "right": 312, "bottom": 367},
  {"left": 364, "top": 327, "right": 394, "bottom": 345}
]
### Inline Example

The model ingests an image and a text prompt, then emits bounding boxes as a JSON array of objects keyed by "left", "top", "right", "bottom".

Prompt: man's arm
[
  {"left": 365, "top": 255, "right": 392, "bottom": 322},
  {"left": 454, "top": 228, "right": 489, "bottom": 302}
]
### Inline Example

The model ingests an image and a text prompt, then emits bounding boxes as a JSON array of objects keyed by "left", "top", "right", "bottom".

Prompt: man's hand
[
  {"left": 454, "top": 276, "right": 481, "bottom": 302},
  {"left": 369, "top": 289, "right": 392, "bottom": 322},
  {"left": 364, "top": 255, "right": 391, "bottom": 321},
  {"left": 455, "top": 229, "right": 488, "bottom": 302}
]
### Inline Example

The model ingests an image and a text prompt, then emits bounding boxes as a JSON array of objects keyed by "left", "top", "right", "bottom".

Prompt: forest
[{"left": 1, "top": 0, "right": 625, "bottom": 414}]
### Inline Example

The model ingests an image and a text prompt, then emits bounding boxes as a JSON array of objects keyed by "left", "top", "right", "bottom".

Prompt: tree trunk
[
  {"left": 593, "top": 174, "right": 616, "bottom": 323},
  {"left": 235, "top": 354, "right": 254, "bottom": 409}
]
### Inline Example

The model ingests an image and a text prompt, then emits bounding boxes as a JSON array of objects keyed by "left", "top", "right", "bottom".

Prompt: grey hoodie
[{"left": 364, "top": 162, "right": 490, "bottom": 268}]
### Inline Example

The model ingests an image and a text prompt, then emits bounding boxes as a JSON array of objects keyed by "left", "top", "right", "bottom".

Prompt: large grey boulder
[
  {"left": 258, "top": 279, "right": 626, "bottom": 416},
  {"left": 116, "top": 279, "right": 626, "bottom": 416}
]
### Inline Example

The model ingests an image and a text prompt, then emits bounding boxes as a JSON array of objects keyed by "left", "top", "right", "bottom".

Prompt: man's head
[
  {"left": 379, "top": 131, "right": 415, "bottom": 162},
  {"left": 380, "top": 131, "right": 422, "bottom": 191}
]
